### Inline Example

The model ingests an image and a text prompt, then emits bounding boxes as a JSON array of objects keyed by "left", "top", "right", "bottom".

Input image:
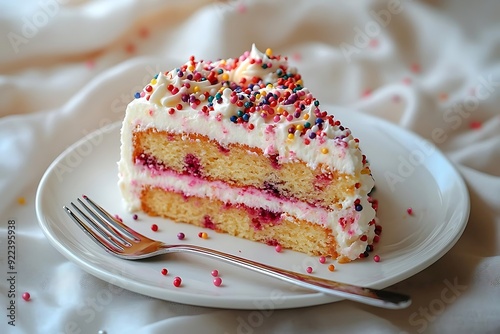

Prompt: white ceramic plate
[{"left": 35, "top": 108, "right": 469, "bottom": 309}]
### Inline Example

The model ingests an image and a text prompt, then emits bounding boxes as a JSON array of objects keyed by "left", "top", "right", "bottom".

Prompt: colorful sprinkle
[
  {"left": 213, "top": 277, "right": 223, "bottom": 287},
  {"left": 373, "top": 255, "right": 381, "bottom": 262},
  {"left": 177, "top": 232, "right": 185, "bottom": 240},
  {"left": 139, "top": 27, "right": 149, "bottom": 39},
  {"left": 306, "top": 266, "right": 313, "bottom": 274},
  {"left": 199, "top": 232, "right": 208, "bottom": 239},
  {"left": 211, "top": 269, "right": 219, "bottom": 277},
  {"left": 407, "top": 207, "right": 413, "bottom": 215},
  {"left": 17, "top": 197, "right": 26, "bottom": 205},
  {"left": 328, "top": 264, "right": 335, "bottom": 272},
  {"left": 275, "top": 244, "right": 282, "bottom": 253},
  {"left": 292, "top": 52, "right": 302, "bottom": 61},
  {"left": 410, "top": 63, "right": 421, "bottom": 73},
  {"left": 173, "top": 277, "right": 182, "bottom": 287},
  {"left": 132, "top": 214, "right": 138, "bottom": 220},
  {"left": 85, "top": 59, "right": 95, "bottom": 69},
  {"left": 125, "top": 43, "right": 135, "bottom": 54},
  {"left": 236, "top": 3, "right": 247, "bottom": 13},
  {"left": 359, "top": 251, "right": 369, "bottom": 259},
  {"left": 151, "top": 224, "right": 158, "bottom": 232},
  {"left": 161, "top": 268, "right": 168, "bottom": 276},
  {"left": 319, "top": 256, "right": 326, "bottom": 264},
  {"left": 469, "top": 121, "right": 482, "bottom": 129}
]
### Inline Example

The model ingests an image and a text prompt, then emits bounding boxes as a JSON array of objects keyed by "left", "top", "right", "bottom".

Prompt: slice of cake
[{"left": 118, "top": 45, "right": 379, "bottom": 263}]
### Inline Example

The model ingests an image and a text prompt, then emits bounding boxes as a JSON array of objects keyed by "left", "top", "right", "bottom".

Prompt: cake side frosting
[{"left": 118, "top": 45, "right": 378, "bottom": 261}]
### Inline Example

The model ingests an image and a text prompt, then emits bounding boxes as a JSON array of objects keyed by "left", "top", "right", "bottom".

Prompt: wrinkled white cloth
[{"left": 1, "top": 0, "right": 500, "bottom": 333}]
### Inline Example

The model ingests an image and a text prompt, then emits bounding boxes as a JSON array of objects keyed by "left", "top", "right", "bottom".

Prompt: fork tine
[
  {"left": 82, "top": 196, "right": 141, "bottom": 242},
  {"left": 75, "top": 198, "right": 132, "bottom": 246},
  {"left": 63, "top": 205, "right": 124, "bottom": 253}
]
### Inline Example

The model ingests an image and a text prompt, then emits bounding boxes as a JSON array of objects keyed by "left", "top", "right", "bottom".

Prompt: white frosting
[{"left": 118, "top": 45, "right": 377, "bottom": 260}]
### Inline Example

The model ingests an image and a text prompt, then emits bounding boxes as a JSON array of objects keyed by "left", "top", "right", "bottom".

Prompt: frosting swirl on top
[{"left": 131, "top": 44, "right": 371, "bottom": 176}]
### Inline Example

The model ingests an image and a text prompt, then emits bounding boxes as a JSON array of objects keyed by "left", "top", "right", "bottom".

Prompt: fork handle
[{"left": 163, "top": 244, "right": 411, "bottom": 309}]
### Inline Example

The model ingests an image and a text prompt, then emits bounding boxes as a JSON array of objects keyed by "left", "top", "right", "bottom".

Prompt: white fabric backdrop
[{"left": 1, "top": 0, "right": 500, "bottom": 333}]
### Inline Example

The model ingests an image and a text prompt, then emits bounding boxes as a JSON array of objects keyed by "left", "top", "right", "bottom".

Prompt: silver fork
[{"left": 63, "top": 195, "right": 411, "bottom": 309}]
